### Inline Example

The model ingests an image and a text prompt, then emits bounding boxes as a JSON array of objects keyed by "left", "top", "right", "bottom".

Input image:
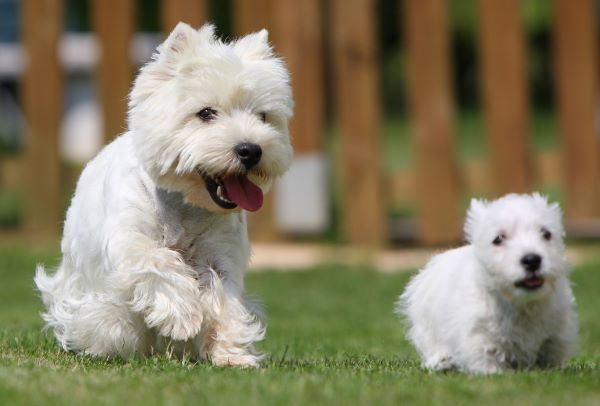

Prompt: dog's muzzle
[{"left": 515, "top": 253, "right": 544, "bottom": 290}]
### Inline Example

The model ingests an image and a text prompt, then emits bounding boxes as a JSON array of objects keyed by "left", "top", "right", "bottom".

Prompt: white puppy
[
  {"left": 397, "top": 193, "right": 577, "bottom": 374},
  {"left": 35, "top": 23, "right": 293, "bottom": 367}
]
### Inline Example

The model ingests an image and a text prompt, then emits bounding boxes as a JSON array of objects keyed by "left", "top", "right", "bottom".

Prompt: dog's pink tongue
[{"left": 223, "top": 176, "right": 263, "bottom": 212}]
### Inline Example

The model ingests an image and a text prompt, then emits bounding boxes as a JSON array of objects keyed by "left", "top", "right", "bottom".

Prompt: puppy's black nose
[
  {"left": 235, "top": 142, "right": 262, "bottom": 169},
  {"left": 521, "top": 253, "right": 542, "bottom": 272}
]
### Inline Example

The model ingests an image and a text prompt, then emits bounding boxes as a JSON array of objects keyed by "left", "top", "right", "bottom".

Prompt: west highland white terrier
[
  {"left": 397, "top": 193, "right": 577, "bottom": 374},
  {"left": 35, "top": 23, "right": 293, "bottom": 367}
]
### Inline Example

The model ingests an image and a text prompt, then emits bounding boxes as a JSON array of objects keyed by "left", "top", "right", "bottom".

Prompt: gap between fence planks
[
  {"left": 403, "top": 0, "right": 461, "bottom": 244},
  {"left": 21, "top": 0, "right": 63, "bottom": 242}
]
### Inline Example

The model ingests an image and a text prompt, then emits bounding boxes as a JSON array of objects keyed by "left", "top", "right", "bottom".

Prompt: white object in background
[
  {"left": 0, "top": 43, "right": 23, "bottom": 78},
  {"left": 59, "top": 33, "right": 99, "bottom": 72},
  {"left": 0, "top": 33, "right": 162, "bottom": 77},
  {"left": 274, "top": 153, "right": 329, "bottom": 233},
  {"left": 60, "top": 101, "right": 103, "bottom": 164}
]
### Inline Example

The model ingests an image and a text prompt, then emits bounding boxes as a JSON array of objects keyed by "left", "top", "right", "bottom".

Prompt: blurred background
[{"left": 1, "top": 0, "right": 599, "bottom": 254}]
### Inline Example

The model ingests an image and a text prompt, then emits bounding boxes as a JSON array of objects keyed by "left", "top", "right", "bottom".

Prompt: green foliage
[
  {"left": 523, "top": 0, "right": 553, "bottom": 33},
  {"left": 0, "top": 247, "right": 599, "bottom": 405},
  {"left": 450, "top": 0, "right": 477, "bottom": 38},
  {"left": 449, "top": 0, "right": 553, "bottom": 37},
  {"left": 0, "top": 191, "right": 21, "bottom": 228}
]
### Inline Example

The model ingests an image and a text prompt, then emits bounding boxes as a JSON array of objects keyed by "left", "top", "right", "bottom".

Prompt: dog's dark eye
[
  {"left": 197, "top": 107, "right": 217, "bottom": 122},
  {"left": 259, "top": 112, "right": 267, "bottom": 123},
  {"left": 492, "top": 234, "right": 505, "bottom": 246},
  {"left": 542, "top": 228, "right": 552, "bottom": 241}
]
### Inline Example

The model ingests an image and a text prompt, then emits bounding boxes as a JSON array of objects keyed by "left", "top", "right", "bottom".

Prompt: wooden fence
[{"left": 9, "top": 0, "right": 600, "bottom": 246}]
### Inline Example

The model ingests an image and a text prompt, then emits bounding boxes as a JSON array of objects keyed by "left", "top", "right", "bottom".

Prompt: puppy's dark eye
[
  {"left": 542, "top": 228, "right": 552, "bottom": 241},
  {"left": 259, "top": 112, "right": 267, "bottom": 123},
  {"left": 197, "top": 107, "right": 217, "bottom": 122},
  {"left": 492, "top": 234, "right": 505, "bottom": 246}
]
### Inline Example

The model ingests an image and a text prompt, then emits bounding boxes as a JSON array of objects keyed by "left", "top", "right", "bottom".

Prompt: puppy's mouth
[
  {"left": 515, "top": 275, "right": 544, "bottom": 290},
  {"left": 198, "top": 170, "right": 264, "bottom": 212}
]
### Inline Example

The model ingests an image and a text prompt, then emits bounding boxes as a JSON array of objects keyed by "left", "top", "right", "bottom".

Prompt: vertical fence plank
[
  {"left": 161, "top": 0, "right": 208, "bottom": 34},
  {"left": 233, "top": 0, "right": 272, "bottom": 36},
  {"left": 403, "top": 0, "right": 460, "bottom": 244},
  {"left": 21, "top": 0, "right": 63, "bottom": 241},
  {"left": 270, "top": 0, "right": 324, "bottom": 154},
  {"left": 269, "top": 0, "right": 327, "bottom": 234},
  {"left": 478, "top": 0, "right": 531, "bottom": 195},
  {"left": 92, "top": 0, "right": 135, "bottom": 144},
  {"left": 331, "top": 0, "right": 384, "bottom": 245},
  {"left": 553, "top": 0, "right": 600, "bottom": 218}
]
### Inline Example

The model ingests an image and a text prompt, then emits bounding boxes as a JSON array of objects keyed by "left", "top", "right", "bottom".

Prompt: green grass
[{"left": 1, "top": 247, "right": 599, "bottom": 405}]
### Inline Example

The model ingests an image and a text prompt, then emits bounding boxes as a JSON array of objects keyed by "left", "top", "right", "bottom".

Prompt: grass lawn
[{"left": 0, "top": 247, "right": 599, "bottom": 405}]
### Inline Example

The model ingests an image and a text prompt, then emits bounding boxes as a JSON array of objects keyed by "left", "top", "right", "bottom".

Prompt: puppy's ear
[
  {"left": 532, "top": 193, "right": 565, "bottom": 238},
  {"left": 465, "top": 198, "right": 488, "bottom": 243},
  {"left": 196, "top": 23, "right": 217, "bottom": 44},
  {"left": 234, "top": 29, "right": 273, "bottom": 60},
  {"left": 157, "top": 22, "right": 199, "bottom": 64},
  {"left": 548, "top": 201, "right": 565, "bottom": 238},
  {"left": 531, "top": 192, "right": 548, "bottom": 205}
]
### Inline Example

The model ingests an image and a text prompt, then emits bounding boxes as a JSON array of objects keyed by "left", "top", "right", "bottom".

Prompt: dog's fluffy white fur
[
  {"left": 35, "top": 23, "right": 293, "bottom": 367},
  {"left": 397, "top": 193, "right": 577, "bottom": 374}
]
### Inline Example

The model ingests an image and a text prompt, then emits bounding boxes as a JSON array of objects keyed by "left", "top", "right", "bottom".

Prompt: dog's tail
[
  {"left": 34, "top": 264, "right": 63, "bottom": 332},
  {"left": 394, "top": 290, "right": 410, "bottom": 322},
  {"left": 35, "top": 263, "right": 85, "bottom": 353},
  {"left": 395, "top": 275, "right": 417, "bottom": 320},
  {"left": 34, "top": 265, "right": 55, "bottom": 307},
  {"left": 34, "top": 264, "right": 73, "bottom": 347}
]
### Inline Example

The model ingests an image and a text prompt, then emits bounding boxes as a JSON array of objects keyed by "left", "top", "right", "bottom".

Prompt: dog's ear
[
  {"left": 465, "top": 198, "right": 488, "bottom": 243},
  {"left": 234, "top": 29, "right": 273, "bottom": 60},
  {"left": 531, "top": 192, "right": 548, "bottom": 206},
  {"left": 548, "top": 201, "right": 565, "bottom": 238},
  {"left": 532, "top": 193, "right": 565, "bottom": 238},
  {"left": 196, "top": 23, "right": 217, "bottom": 44},
  {"left": 157, "top": 22, "right": 200, "bottom": 64}
]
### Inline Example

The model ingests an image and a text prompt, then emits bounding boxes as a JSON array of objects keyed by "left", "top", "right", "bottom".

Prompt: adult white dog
[
  {"left": 35, "top": 23, "right": 293, "bottom": 367},
  {"left": 397, "top": 193, "right": 577, "bottom": 374}
]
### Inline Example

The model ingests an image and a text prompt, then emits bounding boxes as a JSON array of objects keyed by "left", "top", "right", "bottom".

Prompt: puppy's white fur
[
  {"left": 35, "top": 23, "right": 293, "bottom": 367},
  {"left": 397, "top": 193, "right": 577, "bottom": 374}
]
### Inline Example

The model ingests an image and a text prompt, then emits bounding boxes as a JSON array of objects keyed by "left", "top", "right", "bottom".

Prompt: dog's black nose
[
  {"left": 521, "top": 253, "right": 542, "bottom": 272},
  {"left": 235, "top": 142, "right": 262, "bottom": 169}
]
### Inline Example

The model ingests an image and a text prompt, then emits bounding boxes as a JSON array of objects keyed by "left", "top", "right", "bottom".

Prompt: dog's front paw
[
  {"left": 465, "top": 348, "right": 506, "bottom": 374},
  {"left": 211, "top": 353, "right": 262, "bottom": 368},
  {"left": 145, "top": 298, "right": 204, "bottom": 341}
]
